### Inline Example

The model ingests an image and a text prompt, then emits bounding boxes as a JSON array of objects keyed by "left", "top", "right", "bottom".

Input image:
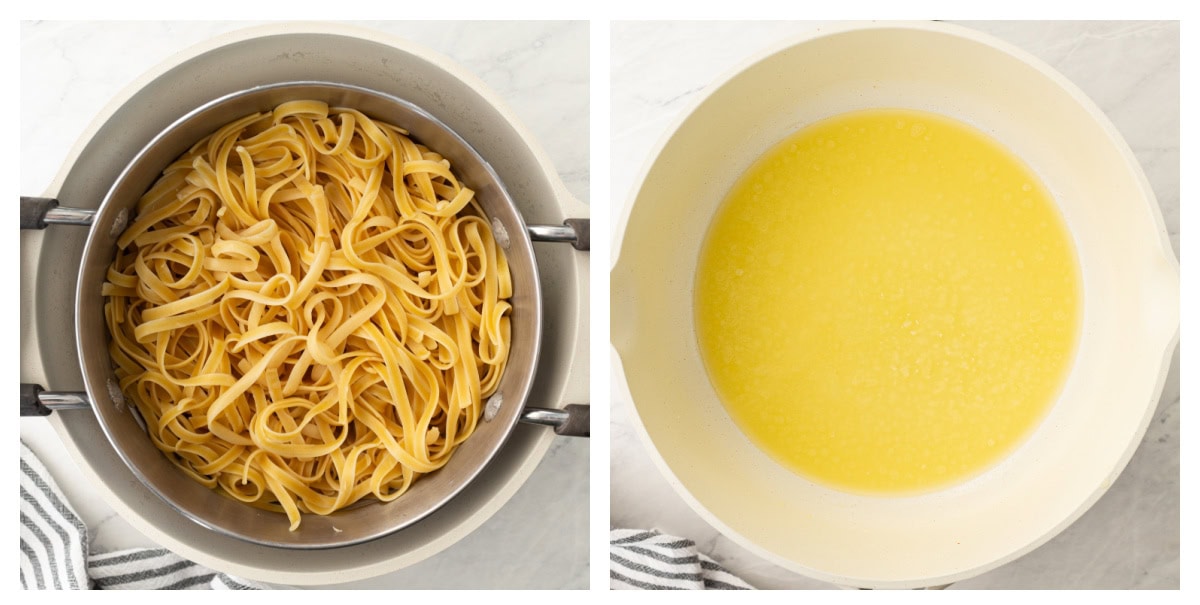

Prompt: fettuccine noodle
[{"left": 102, "top": 100, "right": 512, "bottom": 530}]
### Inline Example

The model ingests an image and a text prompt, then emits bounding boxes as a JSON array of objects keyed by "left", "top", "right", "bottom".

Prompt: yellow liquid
[{"left": 695, "top": 109, "right": 1082, "bottom": 494}]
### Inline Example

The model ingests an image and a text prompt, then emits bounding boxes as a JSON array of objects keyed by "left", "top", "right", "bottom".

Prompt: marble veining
[{"left": 610, "top": 20, "right": 1179, "bottom": 590}]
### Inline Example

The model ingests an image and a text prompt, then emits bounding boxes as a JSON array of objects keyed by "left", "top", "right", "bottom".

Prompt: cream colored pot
[{"left": 612, "top": 21, "right": 1178, "bottom": 589}]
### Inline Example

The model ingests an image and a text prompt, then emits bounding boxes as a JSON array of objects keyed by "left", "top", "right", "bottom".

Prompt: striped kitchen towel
[
  {"left": 19, "top": 440, "right": 271, "bottom": 590},
  {"left": 610, "top": 529, "right": 754, "bottom": 590}
]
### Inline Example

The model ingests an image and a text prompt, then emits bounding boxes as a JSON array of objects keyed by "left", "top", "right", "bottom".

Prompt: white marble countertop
[
  {"left": 20, "top": 20, "right": 588, "bottom": 590},
  {"left": 610, "top": 20, "right": 1179, "bottom": 589}
]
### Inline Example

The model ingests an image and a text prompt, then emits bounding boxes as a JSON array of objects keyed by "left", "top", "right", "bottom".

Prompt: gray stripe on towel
[
  {"left": 214, "top": 575, "right": 257, "bottom": 590},
  {"left": 20, "top": 537, "right": 46, "bottom": 590},
  {"left": 90, "top": 548, "right": 172, "bottom": 569},
  {"left": 20, "top": 512, "right": 61, "bottom": 589},
  {"left": 649, "top": 538, "right": 696, "bottom": 549},
  {"left": 617, "top": 544, "right": 700, "bottom": 566},
  {"left": 704, "top": 578, "right": 751, "bottom": 590},
  {"left": 20, "top": 486, "right": 82, "bottom": 589},
  {"left": 20, "top": 457, "right": 88, "bottom": 537},
  {"left": 163, "top": 573, "right": 216, "bottom": 590},
  {"left": 610, "top": 552, "right": 702, "bottom": 582},
  {"left": 610, "top": 569, "right": 685, "bottom": 590},
  {"left": 93, "top": 559, "right": 197, "bottom": 588},
  {"left": 610, "top": 530, "right": 659, "bottom": 545}
]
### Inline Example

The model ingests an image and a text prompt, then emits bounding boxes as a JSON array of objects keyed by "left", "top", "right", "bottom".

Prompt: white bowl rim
[{"left": 610, "top": 20, "right": 1179, "bottom": 589}]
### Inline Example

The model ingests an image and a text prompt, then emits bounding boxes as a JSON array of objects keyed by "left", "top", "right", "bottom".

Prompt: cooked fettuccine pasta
[{"left": 102, "top": 100, "right": 512, "bottom": 530}]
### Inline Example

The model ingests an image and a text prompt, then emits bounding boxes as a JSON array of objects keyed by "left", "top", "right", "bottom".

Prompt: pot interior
[{"left": 613, "top": 23, "right": 1178, "bottom": 588}]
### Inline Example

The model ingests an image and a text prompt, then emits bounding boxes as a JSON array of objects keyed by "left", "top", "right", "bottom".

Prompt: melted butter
[{"left": 694, "top": 108, "right": 1082, "bottom": 494}]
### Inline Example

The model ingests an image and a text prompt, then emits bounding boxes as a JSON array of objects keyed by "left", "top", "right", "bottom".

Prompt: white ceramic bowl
[{"left": 612, "top": 21, "right": 1178, "bottom": 589}]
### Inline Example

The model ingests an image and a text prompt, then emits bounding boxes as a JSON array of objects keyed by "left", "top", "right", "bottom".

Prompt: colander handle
[
  {"left": 528, "top": 218, "right": 589, "bottom": 251},
  {"left": 20, "top": 197, "right": 96, "bottom": 229},
  {"left": 20, "top": 384, "right": 90, "bottom": 416},
  {"left": 520, "top": 404, "right": 590, "bottom": 437}
]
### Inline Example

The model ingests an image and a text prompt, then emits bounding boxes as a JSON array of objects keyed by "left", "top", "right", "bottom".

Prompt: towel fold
[
  {"left": 19, "top": 440, "right": 270, "bottom": 590},
  {"left": 610, "top": 528, "right": 753, "bottom": 590}
]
